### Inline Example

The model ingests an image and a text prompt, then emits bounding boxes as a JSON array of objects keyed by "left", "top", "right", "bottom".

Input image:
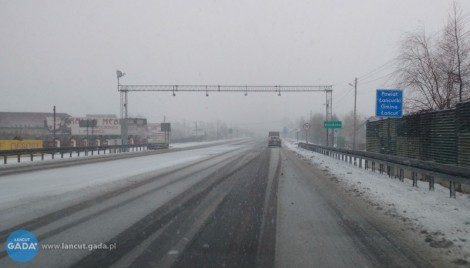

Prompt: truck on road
[
  {"left": 147, "top": 123, "right": 170, "bottom": 149},
  {"left": 268, "top": 131, "right": 281, "bottom": 147}
]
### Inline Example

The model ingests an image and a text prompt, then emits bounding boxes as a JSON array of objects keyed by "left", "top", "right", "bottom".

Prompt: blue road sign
[{"left": 376, "top": 89, "right": 403, "bottom": 118}]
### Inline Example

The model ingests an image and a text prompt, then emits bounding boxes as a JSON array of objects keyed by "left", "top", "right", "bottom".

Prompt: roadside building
[{"left": 0, "top": 112, "right": 149, "bottom": 148}]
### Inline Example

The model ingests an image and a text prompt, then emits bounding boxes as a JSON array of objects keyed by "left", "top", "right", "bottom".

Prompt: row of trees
[
  {"left": 287, "top": 111, "right": 367, "bottom": 149},
  {"left": 396, "top": 2, "right": 470, "bottom": 112}
]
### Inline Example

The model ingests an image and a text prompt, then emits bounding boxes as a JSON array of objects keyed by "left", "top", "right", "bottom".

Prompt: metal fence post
[
  {"left": 412, "top": 172, "right": 418, "bottom": 187},
  {"left": 427, "top": 175, "right": 435, "bottom": 191},
  {"left": 450, "top": 181, "right": 456, "bottom": 198}
]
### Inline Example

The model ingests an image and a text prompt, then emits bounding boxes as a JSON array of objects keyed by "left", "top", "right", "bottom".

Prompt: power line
[
  {"left": 357, "top": 58, "right": 397, "bottom": 81},
  {"left": 334, "top": 88, "right": 353, "bottom": 106},
  {"left": 359, "top": 71, "right": 396, "bottom": 86},
  {"left": 383, "top": 72, "right": 399, "bottom": 88}
]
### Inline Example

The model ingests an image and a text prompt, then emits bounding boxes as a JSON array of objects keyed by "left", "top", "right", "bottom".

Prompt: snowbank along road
[{"left": 0, "top": 139, "right": 459, "bottom": 267}]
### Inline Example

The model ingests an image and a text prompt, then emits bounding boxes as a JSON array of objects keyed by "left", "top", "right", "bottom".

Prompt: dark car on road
[{"left": 268, "top": 136, "right": 281, "bottom": 147}]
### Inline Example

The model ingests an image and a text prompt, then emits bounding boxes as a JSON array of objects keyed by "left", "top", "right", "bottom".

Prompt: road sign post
[
  {"left": 376, "top": 89, "right": 403, "bottom": 155},
  {"left": 303, "top": 123, "right": 310, "bottom": 144},
  {"left": 376, "top": 89, "right": 403, "bottom": 118},
  {"left": 323, "top": 121, "right": 342, "bottom": 128},
  {"left": 323, "top": 121, "right": 342, "bottom": 147}
]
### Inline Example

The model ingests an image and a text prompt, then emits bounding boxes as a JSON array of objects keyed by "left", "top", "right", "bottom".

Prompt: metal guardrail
[
  {"left": 0, "top": 144, "right": 169, "bottom": 165},
  {"left": 298, "top": 142, "right": 470, "bottom": 198}
]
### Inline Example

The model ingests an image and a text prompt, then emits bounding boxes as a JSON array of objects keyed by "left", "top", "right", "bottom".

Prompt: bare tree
[
  {"left": 296, "top": 113, "right": 325, "bottom": 144},
  {"left": 395, "top": 2, "right": 469, "bottom": 112},
  {"left": 340, "top": 111, "right": 367, "bottom": 149},
  {"left": 442, "top": 1, "right": 470, "bottom": 103},
  {"left": 308, "top": 113, "right": 326, "bottom": 145},
  {"left": 396, "top": 28, "right": 454, "bottom": 111}
]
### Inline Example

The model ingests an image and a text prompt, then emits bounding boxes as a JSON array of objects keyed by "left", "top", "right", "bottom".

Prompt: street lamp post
[
  {"left": 349, "top": 77, "right": 357, "bottom": 150},
  {"left": 86, "top": 121, "right": 89, "bottom": 146},
  {"left": 117, "top": 70, "right": 128, "bottom": 148},
  {"left": 53, "top": 105, "right": 56, "bottom": 148}
]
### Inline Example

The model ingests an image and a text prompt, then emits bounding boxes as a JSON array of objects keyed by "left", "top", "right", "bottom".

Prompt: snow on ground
[
  {"left": 0, "top": 144, "right": 241, "bottom": 211},
  {"left": 1, "top": 145, "right": 157, "bottom": 166},
  {"left": 0, "top": 139, "right": 243, "bottom": 166},
  {"left": 285, "top": 140, "right": 470, "bottom": 263},
  {"left": 1, "top": 149, "right": 142, "bottom": 166},
  {"left": 170, "top": 139, "right": 240, "bottom": 149}
]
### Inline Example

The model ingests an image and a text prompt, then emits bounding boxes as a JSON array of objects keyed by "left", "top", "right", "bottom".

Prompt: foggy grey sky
[{"left": 1, "top": 0, "right": 469, "bottom": 133}]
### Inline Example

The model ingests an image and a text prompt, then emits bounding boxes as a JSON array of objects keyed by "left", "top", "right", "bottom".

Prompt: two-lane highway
[{"left": 0, "top": 139, "right": 441, "bottom": 267}]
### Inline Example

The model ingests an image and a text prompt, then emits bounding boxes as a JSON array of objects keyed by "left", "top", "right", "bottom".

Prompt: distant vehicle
[
  {"left": 268, "top": 131, "right": 281, "bottom": 147},
  {"left": 268, "top": 136, "right": 282, "bottom": 147},
  {"left": 147, "top": 136, "right": 169, "bottom": 149},
  {"left": 268, "top": 131, "right": 280, "bottom": 137},
  {"left": 147, "top": 123, "right": 170, "bottom": 149}
]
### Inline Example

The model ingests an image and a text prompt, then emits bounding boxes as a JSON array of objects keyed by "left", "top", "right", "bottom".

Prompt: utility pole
[
  {"left": 325, "top": 94, "right": 328, "bottom": 146},
  {"left": 353, "top": 77, "right": 357, "bottom": 150},
  {"left": 86, "top": 120, "right": 89, "bottom": 147},
  {"left": 53, "top": 106, "right": 56, "bottom": 148},
  {"left": 91, "top": 119, "right": 94, "bottom": 146},
  {"left": 331, "top": 92, "right": 334, "bottom": 146},
  {"left": 117, "top": 70, "right": 127, "bottom": 147}
]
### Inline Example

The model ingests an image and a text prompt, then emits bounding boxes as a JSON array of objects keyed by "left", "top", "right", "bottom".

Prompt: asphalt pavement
[{"left": 0, "top": 140, "right": 440, "bottom": 267}]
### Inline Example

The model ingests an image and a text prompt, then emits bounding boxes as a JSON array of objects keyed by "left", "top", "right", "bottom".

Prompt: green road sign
[{"left": 324, "top": 121, "right": 342, "bottom": 128}]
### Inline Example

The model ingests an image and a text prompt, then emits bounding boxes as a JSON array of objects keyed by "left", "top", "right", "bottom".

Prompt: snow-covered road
[
  {"left": 0, "top": 144, "right": 242, "bottom": 221},
  {"left": 0, "top": 138, "right": 466, "bottom": 267},
  {"left": 0, "top": 138, "right": 245, "bottom": 166},
  {"left": 0, "top": 140, "right": 257, "bottom": 267},
  {"left": 285, "top": 140, "right": 470, "bottom": 266}
]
